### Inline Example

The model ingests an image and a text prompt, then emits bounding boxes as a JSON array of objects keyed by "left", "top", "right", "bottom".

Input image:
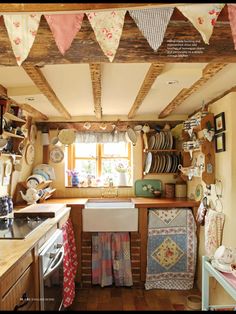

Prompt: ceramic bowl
[{"left": 152, "top": 190, "right": 162, "bottom": 198}]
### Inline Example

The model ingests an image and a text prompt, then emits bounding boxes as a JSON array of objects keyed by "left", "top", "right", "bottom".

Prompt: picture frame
[
  {"left": 214, "top": 112, "right": 225, "bottom": 134},
  {"left": 215, "top": 132, "right": 226, "bottom": 153}
]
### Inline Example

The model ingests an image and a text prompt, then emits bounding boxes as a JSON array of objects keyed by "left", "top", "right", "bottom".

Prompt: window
[{"left": 67, "top": 142, "right": 132, "bottom": 186}]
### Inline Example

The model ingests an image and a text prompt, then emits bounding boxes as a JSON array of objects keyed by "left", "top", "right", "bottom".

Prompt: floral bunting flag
[
  {"left": 86, "top": 10, "right": 126, "bottom": 62},
  {"left": 177, "top": 4, "right": 225, "bottom": 44},
  {"left": 129, "top": 8, "right": 174, "bottom": 51},
  {"left": 3, "top": 14, "right": 41, "bottom": 66},
  {"left": 45, "top": 14, "right": 84, "bottom": 55},
  {"left": 227, "top": 4, "right": 236, "bottom": 50}
]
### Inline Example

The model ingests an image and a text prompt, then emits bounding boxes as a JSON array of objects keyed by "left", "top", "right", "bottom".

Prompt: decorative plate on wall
[
  {"left": 25, "top": 143, "right": 35, "bottom": 165},
  {"left": 29, "top": 124, "right": 37, "bottom": 144},
  {"left": 58, "top": 129, "right": 75, "bottom": 145},
  {"left": 50, "top": 146, "right": 64, "bottom": 163},
  {"left": 4, "top": 160, "right": 13, "bottom": 177}
]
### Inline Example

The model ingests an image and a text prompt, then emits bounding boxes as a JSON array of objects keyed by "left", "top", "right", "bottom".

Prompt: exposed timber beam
[
  {"left": 22, "top": 65, "right": 71, "bottom": 119},
  {"left": 158, "top": 63, "right": 228, "bottom": 119},
  {"left": 128, "top": 63, "right": 166, "bottom": 119},
  {"left": 89, "top": 63, "right": 102, "bottom": 119},
  {"left": 0, "top": 7, "right": 233, "bottom": 66},
  {"left": 189, "top": 85, "right": 236, "bottom": 117}
]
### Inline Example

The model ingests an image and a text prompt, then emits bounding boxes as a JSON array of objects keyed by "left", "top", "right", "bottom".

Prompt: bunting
[
  {"left": 129, "top": 8, "right": 174, "bottom": 51},
  {"left": 3, "top": 14, "right": 41, "bottom": 66},
  {"left": 177, "top": 3, "right": 225, "bottom": 44},
  {"left": 45, "top": 14, "right": 84, "bottom": 55},
  {"left": 86, "top": 10, "right": 126, "bottom": 62},
  {"left": 227, "top": 4, "right": 236, "bottom": 50}
]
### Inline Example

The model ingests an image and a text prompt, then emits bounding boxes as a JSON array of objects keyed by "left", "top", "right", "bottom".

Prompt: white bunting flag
[
  {"left": 129, "top": 8, "right": 174, "bottom": 51},
  {"left": 177, "top": 4, "right": 225, "bottom": 44},
  {"left": 86, "top": 10, "right": 126, "bottom": 62},
  {"left": 4, "top": 14, "right": 41, "bottom": 65}
]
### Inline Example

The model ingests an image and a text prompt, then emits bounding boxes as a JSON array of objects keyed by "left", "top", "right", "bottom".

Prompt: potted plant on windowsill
[{"left": 67, "top": 169, "right": 79, "bottom": 187}]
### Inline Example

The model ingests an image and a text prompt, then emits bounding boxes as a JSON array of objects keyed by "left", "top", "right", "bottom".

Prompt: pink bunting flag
[
  {"left": 177, "top": 4, "right": 225, "bottom": 44},
  {"left": 228, "top": 4, "right": 236, "bottom": 50},
  {"left": 45, "top": 14, "right": 84, "bottom": 55},
  {"left": 86, "top": 10, "right": 126, "bottom": 62},
  {"left": 3, "top": 14, "right": 41, "bottom": 66}
]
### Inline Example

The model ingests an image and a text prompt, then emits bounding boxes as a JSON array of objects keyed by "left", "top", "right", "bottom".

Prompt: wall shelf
[
  {"left": 3, "top": 131, "right": 25, "bottom": 139},
  {"left": 3, "top": 112, "right": 26, "bottom": 123}
]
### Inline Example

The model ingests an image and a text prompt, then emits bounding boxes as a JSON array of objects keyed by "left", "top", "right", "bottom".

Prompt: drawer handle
[{"left": 14, "top": 292, "right": 29, "bottom": 311}]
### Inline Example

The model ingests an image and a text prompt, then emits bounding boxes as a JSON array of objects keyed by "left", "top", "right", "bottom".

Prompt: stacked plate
[
  {"left": 144, "top": 152, "right": 180, "bottom": 174},
  {"left": 148, "top": 131, "right": 173, "bottom": 150}
]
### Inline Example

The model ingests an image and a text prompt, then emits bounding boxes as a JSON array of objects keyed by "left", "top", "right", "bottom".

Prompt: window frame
[{"left": 67, "top": 142, "right": 131, "bottom": 185}]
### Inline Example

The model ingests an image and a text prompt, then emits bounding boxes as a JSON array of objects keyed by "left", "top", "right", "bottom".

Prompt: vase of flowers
[
  {"left": 115, "top": 162, "right": 129, "bottom": 186},
  {"left": 67, "top": 169, "right": 79, "bottom": 187}
]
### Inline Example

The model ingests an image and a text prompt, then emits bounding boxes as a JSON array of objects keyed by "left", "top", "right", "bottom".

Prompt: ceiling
[
  {"left": 0, "top": 3, "right": 235, "bottom": 124},
  {"left": 1, "top": 62, "right": 236, "bottom": 122}
]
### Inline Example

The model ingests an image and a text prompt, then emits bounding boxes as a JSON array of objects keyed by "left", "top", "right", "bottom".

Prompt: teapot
[{"left": 20, "top": 188, "right": 42, "bottom": 204}]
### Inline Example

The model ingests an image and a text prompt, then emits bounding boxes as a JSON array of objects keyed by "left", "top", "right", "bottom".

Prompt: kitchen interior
[{"left": 0, "top": 2, "right": 236, "bottom": 311}]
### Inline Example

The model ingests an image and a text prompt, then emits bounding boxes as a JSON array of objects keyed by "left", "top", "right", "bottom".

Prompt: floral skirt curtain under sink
[
  {"left": 92, "top": 232, "right": 133, "bottom": 287},
  {"left": 145, "top": 208, "right": 197, "bottom": 290}
]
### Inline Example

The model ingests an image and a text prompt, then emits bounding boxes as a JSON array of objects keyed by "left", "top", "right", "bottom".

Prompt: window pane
[
  {"left": 75, "top": 143, "right": 96, "bottom": 157},
  {"left": 101, "top": 158, "right": 130, "bottom": 185},
  {"left": 103, "top": 142, "right": 128, "bottom": 157},
  {"left": 75, "top": 159, "right": 96, "bottom": 177}
]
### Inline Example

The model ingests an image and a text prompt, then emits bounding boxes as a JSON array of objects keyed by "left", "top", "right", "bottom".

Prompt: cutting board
[
  {"left": 14, "top": 203, "right": 67, "bottom": 218},
  {"left": 134, "top": 179, "right": 162, "bottom": 198}
]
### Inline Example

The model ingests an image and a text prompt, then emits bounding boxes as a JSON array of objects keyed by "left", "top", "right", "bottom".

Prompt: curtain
[{"left": 75, "top": 131, "right": 127, "bottom": 143}]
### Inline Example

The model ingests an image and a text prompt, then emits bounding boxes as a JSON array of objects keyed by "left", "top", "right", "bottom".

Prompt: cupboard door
[{"left": 1, "top": 265, "right": 36, "bottom": 311}]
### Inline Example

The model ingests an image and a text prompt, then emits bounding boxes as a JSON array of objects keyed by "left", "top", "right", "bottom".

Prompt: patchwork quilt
[{"left": 145, "top": 208, "right": 197, "bottom": 290}]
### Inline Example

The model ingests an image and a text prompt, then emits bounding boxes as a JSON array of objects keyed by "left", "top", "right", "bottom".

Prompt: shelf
[
  {"left": 1, "top": 153, "right": 22, "bottom": 158},
  {"left": 3, "top": 112, "right": 26, "bottom": 123},
  {"left": 3, "top": 131, "right": 25, "bottom": 139},
  {"left": 144, "top": 149, "right": 178, "bottom": 153},
  {"left": 36, "top": 180, "right": 53, "bottom": 190}
]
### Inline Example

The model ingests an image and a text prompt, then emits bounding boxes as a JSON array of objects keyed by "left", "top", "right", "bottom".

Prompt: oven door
[{"left": 39, "top": 230, "right": 64, "bottom": 311}]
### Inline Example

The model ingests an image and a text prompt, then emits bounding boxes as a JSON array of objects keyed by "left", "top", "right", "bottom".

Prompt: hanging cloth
[
  {"left": 62, "top": 218, "right": 78, "bottom": 308},
  {"left": 205, "top": 208, "right": 225, "bottom": 258}
]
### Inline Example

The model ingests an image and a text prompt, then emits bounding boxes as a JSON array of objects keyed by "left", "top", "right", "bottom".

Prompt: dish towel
[
  {"left": 205, "top": 208, "right": 225, "bottom": 258},
  {"left": 145, "top": 208, "right": 197, "bottom": 290},
  {"left": 62, "top": 218, "right": 78, "bottom": 308},
  {"left": 92, "top": 232, "right": 133, "bottom": 287}
]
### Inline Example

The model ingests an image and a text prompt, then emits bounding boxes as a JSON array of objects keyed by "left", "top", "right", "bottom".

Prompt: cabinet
[
  {"left": 180, "top": 112, "right": 215, "bottom": 184},
  {"left": 143, "top": 128, "right": 181, "bottom": 177}
]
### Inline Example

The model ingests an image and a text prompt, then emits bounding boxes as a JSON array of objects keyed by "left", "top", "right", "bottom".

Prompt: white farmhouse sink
[{"left": 83, "top": 199, "right": 138, "bottom": 232}]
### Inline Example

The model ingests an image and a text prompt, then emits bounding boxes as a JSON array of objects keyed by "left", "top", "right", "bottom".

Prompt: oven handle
[{"left": 43, "top": 246, "right": 64, "bottom": 280}]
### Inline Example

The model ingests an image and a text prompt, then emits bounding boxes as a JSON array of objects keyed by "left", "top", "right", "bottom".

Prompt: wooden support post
[{"left": 42, "top": 145, "right": 49, "bottom": 164}]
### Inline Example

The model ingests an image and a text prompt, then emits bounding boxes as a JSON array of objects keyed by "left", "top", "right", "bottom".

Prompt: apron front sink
[{"left": 83, "top": 199, "right": 138, "bottom": 231}]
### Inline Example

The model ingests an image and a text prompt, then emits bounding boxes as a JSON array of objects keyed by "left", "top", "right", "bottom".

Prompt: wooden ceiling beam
[
  {"left": 89, "top": 63, "right": 102, "bottom": 119},
  {"left": 188, "top": 85, "right": 236, "bottom": 117},
  {"left": 0, "top": 6, "right": 233, "bottom": 66},
  {"left": 128, "top": 63, "right": 166, "bottom": 119},
  {"left": 158, "top": 63, "right": 228, "bottom": 119},
  {"left": 22, "top": 65, "right": 71, "bottom": 119}
]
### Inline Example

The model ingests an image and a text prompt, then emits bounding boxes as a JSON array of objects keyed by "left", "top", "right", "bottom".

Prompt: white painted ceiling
[{"left": 1, "top": 62, "right": 236, "bottom": 121}]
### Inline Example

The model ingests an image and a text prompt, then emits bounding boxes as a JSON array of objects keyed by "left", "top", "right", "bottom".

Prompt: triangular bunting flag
[
  {"left": 227, "top": 4, "right": 236, "bottom": 50},
  {"left": 129, "top": 8, "right": 174, "bottom": 51},
  {"left": 86, "top": 10, "right": 126, "bottom": 62},
  {"left": 3, "top": 14, "right": 41, "bottom": 66},
  {"left": 45, "top": 14, "right": 84, "bottom": 55},
  {"left": 177, "top": 4, "right": 225, "bottom": 44}
]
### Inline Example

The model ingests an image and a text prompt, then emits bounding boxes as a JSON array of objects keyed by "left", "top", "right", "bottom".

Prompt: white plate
[
  {"left": 25, "top": 143, "right": 35, "bottom": 165},
  {"left": 50, "top": 146, "right": 64, "bottom": 163},
  {"left": 58, "top": 129, "right": 76, "bottom": 145},
  {"left": 211, "top": 259, "right": 232, "bottom": 273},
  {"left": 29, "top": 124, "right": 37, "bottom": 143},
  {"left": 5, "top": 161, "right": 13, "bottom": 176},
  {"left": 144, "top": 152, "right": 152, "bottom": 174},
  {"left": 148, "top": 135, "right": 155, "bottom": 150},
  {"left": 33, "top": 164, "right": 56, "bottom": 180},
  {"left": 126, "top": 127, "right": 137, "bottom": 146}
]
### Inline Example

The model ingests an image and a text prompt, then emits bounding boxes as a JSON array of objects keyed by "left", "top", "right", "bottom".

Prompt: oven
[{"left": 39, "top": 229, "right": 64, "bottom": 311}]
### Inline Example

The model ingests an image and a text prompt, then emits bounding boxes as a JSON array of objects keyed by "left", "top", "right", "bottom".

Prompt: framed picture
[
  {"left": 215, "top": 132, "right": 226, "bottom": 153},
  {"left": 214, "top": 112, "right": 225, "bottom": 134}
]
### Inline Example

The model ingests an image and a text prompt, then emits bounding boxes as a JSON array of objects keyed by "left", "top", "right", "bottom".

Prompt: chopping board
[
  {"left": 134, "top": 179, "right": 162, "bottom": 198},
  {"left": 14, "top": 203, "right": 67, "bottom": 218}
]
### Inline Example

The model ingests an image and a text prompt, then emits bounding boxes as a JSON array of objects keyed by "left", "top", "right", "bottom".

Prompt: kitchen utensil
[
  {"left": 125, "top": 127, "right": 137, "bottom": 146},
  {"left": 142, "top": 123, "right": 150, "bottom": 150},
  {"left": 144, "top": 152, "right": 152, "bottom": 174},
  {"left": 4, "top": 161, "right": 13, "bottom": 176},
  {"left": 29, "top": 124, "right": 37, "bottom": 144}
]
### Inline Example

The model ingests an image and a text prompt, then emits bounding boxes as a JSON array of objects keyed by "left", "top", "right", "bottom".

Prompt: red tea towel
[{"left": 62, "top": 218, "right": 78, "bottom": 308}]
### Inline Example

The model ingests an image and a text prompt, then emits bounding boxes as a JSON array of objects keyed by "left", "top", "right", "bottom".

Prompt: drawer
[
  {"left": 2, "top": 265, "right": 36, "bottom": 311},
  {"left": 1, "top": 250, "right": 33, "bottom": 297}
]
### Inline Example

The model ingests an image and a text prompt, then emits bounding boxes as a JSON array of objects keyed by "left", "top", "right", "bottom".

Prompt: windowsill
[{"left": 65, "top": 186, "right": 133, "bottom": 188}]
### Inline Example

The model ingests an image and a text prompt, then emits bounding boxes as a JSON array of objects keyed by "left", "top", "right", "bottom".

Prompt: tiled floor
[{"left": 68, "top": 285, "right": 201, "bottom": 311}]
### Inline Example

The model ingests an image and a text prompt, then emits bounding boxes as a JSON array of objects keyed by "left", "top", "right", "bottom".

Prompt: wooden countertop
[
  {"left": 0, "top": 206, "right": 70, "bottom": 279},
  {"left": 44, "top": 197, "right": 199, "bottom": 207}
]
